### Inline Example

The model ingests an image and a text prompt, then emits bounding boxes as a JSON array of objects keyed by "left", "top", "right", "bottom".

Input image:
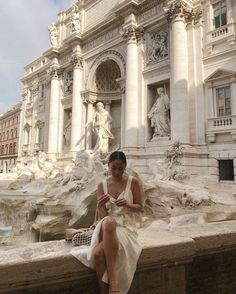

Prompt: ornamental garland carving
[
  {"left": 122, "top": 26, "right": 144, "bottom": 42},
  {"left": 82, "top": 96, "right": 97, "bottom": 104},
  {"left": 146, "top": 29, "right": 168, "bottom": 64},
  {"left": 70, "top": 54, "right": 83, "bottom": 68}
]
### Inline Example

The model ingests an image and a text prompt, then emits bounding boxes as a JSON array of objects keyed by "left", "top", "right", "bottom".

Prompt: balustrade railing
[{"left": 207, "top": 115, "right": 236, "bottom": 131}]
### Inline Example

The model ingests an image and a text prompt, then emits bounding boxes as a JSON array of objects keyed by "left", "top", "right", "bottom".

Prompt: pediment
[{"left": 205, "top": 69, "right": 236, "bottom": 82}]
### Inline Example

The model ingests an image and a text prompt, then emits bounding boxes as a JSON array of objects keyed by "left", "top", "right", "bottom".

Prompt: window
[
  {"left": 216, "top": 85, "right": 231, "bottom": 117},
  {"left": 213, "top": 0, "right": 227, "bottom": 29},
  {"left": 219, "top": 160, "right": 234, "bottom": 181}
]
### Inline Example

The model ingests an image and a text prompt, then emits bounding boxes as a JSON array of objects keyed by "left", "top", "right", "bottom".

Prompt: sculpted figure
[
  {"left": 70, "top": 3, "right": 80, "bottom": 32},
  {"left": 92, "top": 102, "right": 113, "bottom": 154},
  {"left": 64, "top": 112, "right": 72, "bottom": 147},
  {"left": 48, "top": 23, "right": 58, "bottom": 47},
  {"left": 148, "top": 87, "right": 170, "bottom": 138}
]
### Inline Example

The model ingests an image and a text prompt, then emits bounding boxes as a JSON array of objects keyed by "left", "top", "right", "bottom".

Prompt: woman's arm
[
  {"left": 127, "top": 177, "right": 143, "bottom": 212},
  {"left": 96, "top": 182, "right": 109, "bottom": 219}
]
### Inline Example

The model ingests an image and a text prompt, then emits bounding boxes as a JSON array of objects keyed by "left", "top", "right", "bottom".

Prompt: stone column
[
  {"left": 70, "top": 54, "right": 83, "bottom": 152},
  {"left": 83, "top": 97, "right": 96, "bottom": 150},
  {"left": 122, "top": 26, "right": 144, "bottom": 148},
  {"left": 47, "top": 65, "right": 61, "bottom": 157},
  {"left": 165, "top": 1, "right": 192, "bottom": 143}
]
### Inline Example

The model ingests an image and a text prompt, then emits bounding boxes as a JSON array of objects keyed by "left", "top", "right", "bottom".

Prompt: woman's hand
[
  {"left": 115, "top": 198, "right": 127, "bottom": 207},
  {"left": 97, "top": 193, "right": 110, "bottom": 208}
]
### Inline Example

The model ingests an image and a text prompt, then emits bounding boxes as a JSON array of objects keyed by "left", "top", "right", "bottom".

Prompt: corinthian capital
[
  {"left": 164, "top": 0, "right": 193, "bottom": 23},
  {"left": 70, "top": 54, "right": 83, "bottom": 68},
  {"left": 47, "top": 65, "right": 62, "bottom": 79},
  {"left": 122, "top": 26, "right": 144, "bottom": 42}
]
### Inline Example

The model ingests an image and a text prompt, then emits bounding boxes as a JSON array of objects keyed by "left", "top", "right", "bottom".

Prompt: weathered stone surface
[{"left": 1, "top": 221, "right": 236, "bottom": 294}]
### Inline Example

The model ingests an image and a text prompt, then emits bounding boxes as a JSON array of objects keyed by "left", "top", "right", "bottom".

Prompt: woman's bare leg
[
  {"left": 102, "top": 217, "right": 120, "bottom": 293},
  {"left": 94, "top": 243, "right": 109, "bottom": 294}
]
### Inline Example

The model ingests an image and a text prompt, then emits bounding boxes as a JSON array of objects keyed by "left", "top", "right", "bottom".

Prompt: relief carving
[{"left": 147, "top": 29, "right": 168, "bottom": 64}]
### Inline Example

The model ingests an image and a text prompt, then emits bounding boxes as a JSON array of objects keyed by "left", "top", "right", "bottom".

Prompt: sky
[{"left": 0, "top": 0, "right": 74, "bottom": 114}]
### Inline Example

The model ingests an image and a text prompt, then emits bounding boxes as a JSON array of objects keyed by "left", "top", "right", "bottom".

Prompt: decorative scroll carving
[
  {"left": 146, "top": 29, "right": 168, "bottom": 64},
  {"left": 122, "top": 26, "right": 144, "bottom": 42},
  {"left": 47, "top": 66, "right": 62, "bottom": 79},
  {"left": 163, "top": 0, "right": 193, "bottom": 23},
  {"left": 70, "top": 54, "right": 83, "bottom": 68},
  {"left": 82, "top": 95, "right": 96, "bottom": 105}
]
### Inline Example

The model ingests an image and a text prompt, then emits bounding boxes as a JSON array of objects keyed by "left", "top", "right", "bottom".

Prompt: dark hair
[{"left": 108, "top": 151, "right": 127, "bottom": 166}]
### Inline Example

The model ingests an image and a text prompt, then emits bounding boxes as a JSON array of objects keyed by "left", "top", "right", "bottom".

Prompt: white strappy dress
[{"left": 71, "top": 176, "right": 142, "bottom": 294}]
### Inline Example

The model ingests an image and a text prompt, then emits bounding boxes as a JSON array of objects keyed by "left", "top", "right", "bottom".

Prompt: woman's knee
[{"left": 102, "top": 217, "right": 117, "bottom": 233}]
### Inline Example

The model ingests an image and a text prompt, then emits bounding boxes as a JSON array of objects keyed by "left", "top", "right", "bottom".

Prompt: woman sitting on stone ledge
[{"left": 71, "top": 151, "right": 143, "bottom": 294}]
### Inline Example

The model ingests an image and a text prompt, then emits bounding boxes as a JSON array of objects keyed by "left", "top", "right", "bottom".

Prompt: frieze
[
  {"left": 59, "top": 54, "right": 71, "bottom": 66},
  {"left": 137, "top": 2, "right": 164, "bottom": 23},
  {"left": 83, "top": 27, "right": 120, "bottom": 52}
]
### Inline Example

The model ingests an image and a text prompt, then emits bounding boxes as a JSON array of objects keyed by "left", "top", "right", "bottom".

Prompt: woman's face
[{"left": 108, "top": 159, "right": 126, "bottom": 179}]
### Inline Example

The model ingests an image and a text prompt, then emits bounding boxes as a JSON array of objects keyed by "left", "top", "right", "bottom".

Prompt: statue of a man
[
  {"left": 148, "top": 87, "right": 170, "bottom": 138},
  {"left": 64, "top": 112, "right": 72, "bottom": 147},
  {"left": 70, "top": 3, "right": 80, "bottom": 33},
  {"left": 92, "top": 102, "right": 113, "bottom": 154},
  {"left": 48, "top": 23, "right": 58, "bottom": 47}
]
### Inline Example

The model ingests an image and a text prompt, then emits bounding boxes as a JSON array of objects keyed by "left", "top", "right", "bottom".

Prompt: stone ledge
[{"left": 0, "top": 221, "right": 236, "bottom": 293}]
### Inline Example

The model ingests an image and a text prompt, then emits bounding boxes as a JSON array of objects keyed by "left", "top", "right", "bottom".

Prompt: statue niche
[{"left": 148, "top": 85, "right": 170, "bottom": 140}]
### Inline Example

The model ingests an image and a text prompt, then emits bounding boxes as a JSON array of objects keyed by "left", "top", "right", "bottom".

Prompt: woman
[{"left": 72, "top": 151, "right": 143, "bottom": 294}]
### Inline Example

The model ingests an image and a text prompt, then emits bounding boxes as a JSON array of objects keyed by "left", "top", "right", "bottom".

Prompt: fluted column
[
  {"left": 165, "top": 0, "right": 192, "bottom": 143},
  {"left": 47, "top": 65, "right": 61, "bottom": 157},
  {"left": 70, "top": 54, "right": 83, "bottom": 151},
  {"left": 122, "top": 26, "right": 144, "bottom": 148}
]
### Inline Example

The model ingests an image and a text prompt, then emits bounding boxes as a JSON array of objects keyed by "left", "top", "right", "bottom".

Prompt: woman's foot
[{"left": 109, "top": 282, "right": 120, "bottom": 294}]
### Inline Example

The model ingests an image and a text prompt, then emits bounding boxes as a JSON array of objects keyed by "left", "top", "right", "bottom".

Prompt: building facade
[
  {"left": 0, "top": 103, "right": 22, "bottom": 173},
  {"left": 19, "top": 0, "right": 236, "bottom": 181}
]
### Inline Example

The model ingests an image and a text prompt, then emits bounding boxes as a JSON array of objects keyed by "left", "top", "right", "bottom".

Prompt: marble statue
[
  {"left": 148, "top": 87, "right": 170, "bottom": 138},
  {"left": 64, "top": 112, "right": 72, "bottom": 147},
  {"left": 70, "top": 3, "right": 80, "bottom": 33},
  {"left": 48, "top": 23, "right": 58, "bottom": 47},
  {"left": 92, "top": 102, "right": 114, "bottom": 154}
]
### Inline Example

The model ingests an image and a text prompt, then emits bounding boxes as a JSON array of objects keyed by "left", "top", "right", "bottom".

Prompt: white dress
[{"left": 71, "top": 176, "right": 142, "bottom": 294}]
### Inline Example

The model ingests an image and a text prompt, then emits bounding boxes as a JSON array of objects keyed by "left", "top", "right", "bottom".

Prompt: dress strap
[
  {"left": 102, "top": 178, "right": 108, "bottom": 195},
  {"left": 124, "top": 176, "right": 133, "bottom": 197}
]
